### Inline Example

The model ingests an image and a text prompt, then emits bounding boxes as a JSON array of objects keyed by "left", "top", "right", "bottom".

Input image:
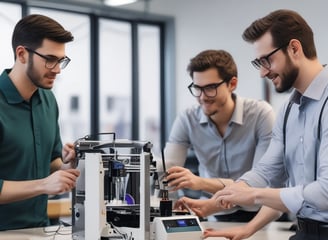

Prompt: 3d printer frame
[{"left": 71, "top": 134, "right": 155, "bottom": 240}]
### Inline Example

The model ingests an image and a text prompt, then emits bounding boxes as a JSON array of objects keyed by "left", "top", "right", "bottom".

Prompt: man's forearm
[
  {"left": 0, "top": 179, "right": 44, "bottom": 204},
  {"left": 254, "top": 188, "right": 289, "bottom": 212},
  {"left": 244, "top": 206, "right": 283, "bottom": 234},
  {"left": 200, "top": 178, "right": 234, "bottom": 194}
]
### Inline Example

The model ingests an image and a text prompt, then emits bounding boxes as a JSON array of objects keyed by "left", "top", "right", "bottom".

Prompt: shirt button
[{"left": 300, "top": 137, "right": 303, "bottom": 143}]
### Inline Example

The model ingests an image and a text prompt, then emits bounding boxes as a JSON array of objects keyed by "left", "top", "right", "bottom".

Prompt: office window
[
  {"left": 99, "top": 19, "right": 162, "bottom": 153},
  {"left": 0, "top": 0, "right": 174, "bottom": 150},
  {"left": 0, "top": 1, "right": 170, "bottom": 151},
  {"left": 138, "top": 24, "right": 161, "bottom": 154},
  {"left": 99, "top": 19, "right": 132, "bottom": 139},
  {"left": 0, "top": 2, "right": 21, "bottom": 70},
  {"left": 29, "top": 8, "right": 91, "bottom": 142}
]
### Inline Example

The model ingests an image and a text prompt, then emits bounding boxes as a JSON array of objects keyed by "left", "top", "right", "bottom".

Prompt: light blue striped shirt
[{"left": 241, "top": 67, "right": 328, "bottom": 222}]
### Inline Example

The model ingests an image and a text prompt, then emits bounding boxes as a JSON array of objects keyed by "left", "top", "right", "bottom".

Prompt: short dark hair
[
  {"left": 12, "top": 14, "right": 74, "bottom": 58},
  {"left": 242, "top": 9, "right": 316, "bottom": 59},
  {"left": 187, "top": 49, "right": 238, "bottom": 82}
]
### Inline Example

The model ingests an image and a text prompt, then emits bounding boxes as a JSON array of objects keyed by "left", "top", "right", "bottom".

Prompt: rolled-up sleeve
[{"left": 280, "top": 185, "right": 304, "bottom": 214}]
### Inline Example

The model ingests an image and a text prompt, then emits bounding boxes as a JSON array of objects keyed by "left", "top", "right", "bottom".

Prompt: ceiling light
[{"left": 104, "top": 0, "right": 138, "bottom": 6}]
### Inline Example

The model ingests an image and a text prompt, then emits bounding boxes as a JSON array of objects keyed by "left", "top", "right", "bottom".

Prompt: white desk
[
  {"left": 0, "top": 221, "right": 295, "bottom": 240},
  {"left": 0, "top": 225, "right": 72, "bottom": 240},
  {"left": 202, "top": 221, "right": 295, "bottom": 239}
]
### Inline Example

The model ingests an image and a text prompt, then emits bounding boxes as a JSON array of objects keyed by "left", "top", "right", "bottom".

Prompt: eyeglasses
[
  {"left": 24, "top": 47, "right": 71, "bottom": 70},
  {"left": 188, "top": 81, "right": 226, "bottom": 98},
  {"left": 251, "top": 44, "right": 287, "bottom": 70}
]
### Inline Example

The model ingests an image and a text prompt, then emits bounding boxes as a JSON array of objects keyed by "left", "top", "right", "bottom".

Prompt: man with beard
[
  {"left": 176, "top": 9, "right": 328, "bottom": 240},
  {"left": 159, "top": 49, "right": 275, "bottom": 222},
  {"left": 0, "top": 14, "right": 80, "bottom": 231}
]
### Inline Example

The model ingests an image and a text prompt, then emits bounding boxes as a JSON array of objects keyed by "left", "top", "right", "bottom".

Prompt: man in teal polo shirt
[{"left": 0, "top": 14, "right": 80, "bottom": 231}]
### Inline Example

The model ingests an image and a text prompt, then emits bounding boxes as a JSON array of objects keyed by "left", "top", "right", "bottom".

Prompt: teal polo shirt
[{"left": 0, "top": 69, "right": 63, "bottom": 231}]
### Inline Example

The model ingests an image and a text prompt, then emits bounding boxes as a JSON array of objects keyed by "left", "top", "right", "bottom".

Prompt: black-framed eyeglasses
[
  {"left": 188, "top": 81, "right": 226, "bottom": 98},
  {"left": 251, "top": 44, "right": 288, "bottom": 70},
  {"left": 24, "top": 47, "right": 71, "bottom": 70}
]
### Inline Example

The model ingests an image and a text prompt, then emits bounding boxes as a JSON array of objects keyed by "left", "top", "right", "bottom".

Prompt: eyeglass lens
[
  {"left": 188, "top": 82, "right": 223, "bottom": 98},
  {"left": 46, "top": 57, "right": 70, "bottom": 69}
]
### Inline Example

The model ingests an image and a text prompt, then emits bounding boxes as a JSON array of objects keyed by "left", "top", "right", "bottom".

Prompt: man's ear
[
  {"left": 16, "top": 46, "right": 28, "bottom": 64},
  {"left": 228, "top": 76, "right": 238, "bottom": 91},
  {"left": 289, "top": 39, "right": 302, "bottom": 56}
]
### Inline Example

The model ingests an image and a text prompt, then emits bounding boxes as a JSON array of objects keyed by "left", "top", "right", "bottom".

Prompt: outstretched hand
[
  {"left": 213, "top": 182, "right": 256, "bottom": 208},
  {"left": 166, "top": 166, "right": 202, "bottom": 191},
  {"left": 43, "top": 169, "right": 80, "bottom": 195},
  {"left": 174, "top": 196, "right": 222, "bottom": 218},
  {"left": 203, "top": 225, "right": 253, "bottom": 240}
]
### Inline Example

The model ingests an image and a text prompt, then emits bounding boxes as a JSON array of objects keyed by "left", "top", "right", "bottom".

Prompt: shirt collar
[
  {"left": 289, "top": 66, "right": 328, "bottom": 104},
  {"left": 0, "top": 69, "right": 25, "bottom": 104},
  {"left": 232, "top": 95, "right": 244, "bottom": 125}
]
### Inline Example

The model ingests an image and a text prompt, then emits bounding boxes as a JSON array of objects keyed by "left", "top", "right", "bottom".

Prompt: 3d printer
[{"left": 71, "top": 133, "right": 203, "bottom": 240}]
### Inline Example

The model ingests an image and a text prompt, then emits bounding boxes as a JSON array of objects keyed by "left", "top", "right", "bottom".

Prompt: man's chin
[
  {"left": 275, "top": 85, "right": 292, "bottom": 93},
  {"left": 203, "top": 110, "right": 217, "bottom": 117},
  {"left": 41, "top": 84, "right": 54, "bottom": 90}
]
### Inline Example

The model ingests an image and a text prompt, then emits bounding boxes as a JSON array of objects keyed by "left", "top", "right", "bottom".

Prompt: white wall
[{"left": 120, "top": 0, "right": 328, "bottom": 114}]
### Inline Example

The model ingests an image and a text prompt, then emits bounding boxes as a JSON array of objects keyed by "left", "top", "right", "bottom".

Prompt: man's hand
[
  {"left": 203, "top": 206, "right": 284, "bottom": 239},
  {"left": 215, "top": 182, "right": 288, "bottom": 212},
  {"left": 62, "top": 143, "right": 77, "bottom": 168},
  {"left": 203, "top": 225, "right": 253, "bottom": 240},
  {"left": 174, "top": 196, "right": 222, "bottom": 218},
  {"left": 213, "top": 181, "right": 256, "bottom": 208},
  {"left": 166, "top": 166, "right": 202, "bottom": 191},
  {"left": 43, "top": 169, "right": 80, "bottom": 195}
]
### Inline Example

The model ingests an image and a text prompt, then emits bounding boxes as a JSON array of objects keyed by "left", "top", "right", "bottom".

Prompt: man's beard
[
  {"left": 26, "top": 57, "right": 42, "bottom": 88},
  {"left": 275, "top": 57, "right": 298, "bottom": 93},
  {"left": 26, "top": 60, "right": 51, "bottom": 89}
]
